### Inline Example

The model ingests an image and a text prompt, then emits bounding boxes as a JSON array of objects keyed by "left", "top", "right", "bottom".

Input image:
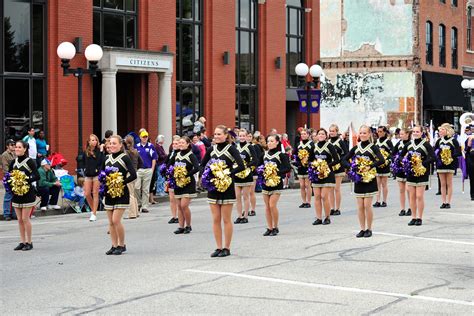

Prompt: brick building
[
  {"left": 319, "top": 0, "right": 473, "bottom": 132},
  {"left": 0, "top": 0, "right": 321, "bottom": 168}
]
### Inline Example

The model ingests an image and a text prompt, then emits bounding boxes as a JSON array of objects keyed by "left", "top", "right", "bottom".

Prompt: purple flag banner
[{"left": 297, "top": 89, "right": 321, "bottom": 114}]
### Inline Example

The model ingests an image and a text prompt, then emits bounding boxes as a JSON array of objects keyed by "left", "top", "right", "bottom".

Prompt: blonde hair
[
  {"left": 77, "top": 177, "right": 85, "bottom": 187},
  {"left": 439, "top": 123, "right": 454, "bottom": 137},
  {"left": 329, "top": 124, "right": 339, "bottom": 133},
  {"left": 109, "top": 135, "right": 124, "bottom": 152},
  {"left": 359, "top": 125, "right": 374, "bottom": 143}
]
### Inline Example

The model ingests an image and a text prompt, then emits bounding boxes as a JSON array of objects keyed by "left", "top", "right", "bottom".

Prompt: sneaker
[
  {"left": 440, "top": 203, "right": 447, "bottom": 209},
  {"left": 445, "top": 203, "right": 451, "bottom": 209},
  {"left": 330, "top": 209, "right": 335, "bottom": 215},
  {"left": 22, "top": 243, "right": 33, "bottom": 251},
  {"left": 435, "top": 192, "right": 441, "bottom": 195},
  {"left": 270, "top": 229, "right": 278, "bottom": 236},
  {"left": 106, "top": 247, "right": 116, "bottom": 255},
  {"left": 381, "top": 202, "right": 387, "bottom": 207},
  {"left": 298, "top": 203, "right": 306, "bottom": 208},
  {"left": 273, "top": 227, "right": 279, "bottom": 234},
  {"left": 89, "top": 213, "right": 97, "bottom": 222},
  {"left": 50, "top": 205, "right": 62, "bottom": 210},
  {"left": 333, "top": 210, "right": 341, "bottom": 216},
  {"left": 356, "top": 230, "right": 366, "bottom": 238},
  {"left": 210, "top": 249, "right": 222, "bottom": 257},
  {"left": 312, "top": 218, "right": 322, "bottom": 225},
  {"left": 364, "top": 230, "right": 373, "bottom": 238},
  {"left": 174, "top": 228, "right": 186, "bottom": 234},
  {"left": 40, "top": 207, "right": 47, "bottom": 211},
  {"left": 415, "top": 218, "right": 422, "bottom": 226},
  {"left": 73, "top": 206, "right": 82, "bottom": 213},
  {"left": 322, "top": 217, "right": 331, "bottom": 225},
  {"left": 217, "top": 248, "right": 231, "bottom": 257},
  {"left": 112, "top": 247, "right": 123, "bottom": 255},
  {"left": 373, "top": 202, "right": 381, "bottom": 207},
  {"left": 141, "top": 208, "right": 149, "bottom": 213},
  {"left": 168, "top": 217, "right": 177, "bottom": 224},
  {"left": 249, "top": 210, "right": 256, "bottom": 216},
  {"left": 14, "top": 243, "right": 25, "bottom": 251},
  {"left": 120, "top": 245, "right": 127, "bottom": 253},
  {"left": 184, "top": 226, "right": 192, "bottom": 234},
  {"left": 406, "top": 209, "right": 412, "bottom": 216},
  {"left": 241, "top": 218, "right": 248, "bottom": 224},
  {"left": 263, "top": 228, "right": 273, "bottom": 236},
  {"left": 398, "top": 209, "right": 406, "bottom": 216},
  {"left": 408, "top": 219, "right": 417, "bottom": 226},
  {"left": 305, "top": 203, "right": 312, "bottom": 208},
  {"left": 234, "top": 217, "right": 242, "bottom": 224}
]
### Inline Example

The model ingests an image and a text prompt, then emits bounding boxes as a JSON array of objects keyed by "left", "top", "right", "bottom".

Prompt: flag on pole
[
  {"left": 348, "top": 122, "right": 354, "bottom": 149},
  {"left": 429, "top": 120, "right": 435, "bottom": 146}
]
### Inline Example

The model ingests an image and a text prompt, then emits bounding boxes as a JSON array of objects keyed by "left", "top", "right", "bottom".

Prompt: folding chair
[{"left": 60, "top": 175, "right": 82, "bottom": 213}]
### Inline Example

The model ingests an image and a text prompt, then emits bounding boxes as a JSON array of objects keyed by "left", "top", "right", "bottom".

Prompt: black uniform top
[
  {"left": 200, "top": 142, "right": 246, "bottom": 176},
  {"left": 434, "top": 136, "right": 461, "bottom": 170},
  {"left": 9, "top": 154, "right": 40, "bottom": 185},
  {"left": 342, "top": 140, "right": 385, "bottom": 169},
  {"left": 169, "top": 148, "right": 200, "bottom": 177},
  {"left": 82, "top": 148, "right": 104, "bottom": 177},
  {"left": 236, "top": 141, "right": 258, "bottom": 168},
  {"left": 391, "top": 139, "right": 410, "bottom": 178},
  {"left": 165, "top": 149, "right": 179, "bottom": 167},
  {"left": 466, "top": 137, "right": 474, "bottom": 164},
  {"left": 375, "top": 136, "right": 393, "bottom": 167},
  {"left": 399, "top": 138, "right": 436, "bottom": 168},
  {"left": 329, "top": 136, "right": 349, "bottom": 161},
  {"left": 103, "top": 152, "right": 137, "bottom": 185},
  {"left": 293, "top": 139, "right": 314, "bottom": 173},
  {"left": 259, "top": 148, "right": 291, "bottom": 177},
  {"left": 309, "top": 140, "right": 340, "bottom": 168}
]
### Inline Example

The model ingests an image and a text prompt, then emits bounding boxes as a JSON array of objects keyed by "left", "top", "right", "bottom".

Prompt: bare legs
[
  {"left": 84, "top": 179, "right": 100, "bottom": 215},
  {"left": 236, "top": 186, "right": 251, "bottom": 219},
  {"left": 210, "top": 204, "right": 233, "bottom": 250},
  {"left": 15, "top": 208, "right": 32, "bottom": 243},
  {"left": 313, "top": 187, "right": 331, "bottom": 219},
  {"left": 356, "top": 197, "right": 374, "bottom": 230},
  {"left": 376, "top": 176, "right": 388, "bottom": 204},
  {"left": 263, "top": 194, "right": 280, "bottom": 229},
  {"left": 169, "top": 190, "right": 177, "bottom": 219},
  {"left": 106, "top": 208, "right": 125, "bottom": 247},
  {"left": 249, "top": 180, "right": 257, "bottom": 212},
  {"left": 408, "top": 185, "right": 426, "bottom": 220},
  {"left": 299, "top": 178, "right": 311, "bottom": 205},
  {"left": 329, "top": 176, "right": 343, "bottom": 212},
  {"left": 176, "top": 198, "right": 191, "bottom": 228},
  {"left": 439, "top": 173, "right": 453, "bottom": 205}
]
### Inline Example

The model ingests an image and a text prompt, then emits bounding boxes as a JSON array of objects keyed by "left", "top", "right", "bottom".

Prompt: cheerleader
[
  {"left": 328, "top": 124, "right": 349, "bottom": 216},
  {"left": 373, "top": 126, "right": 393, "bottom": 207},
  {"left": 342, "top": 125, "right": 385, "bottom": 238},
  {"left": 103, "top": 135, "right": 137, "bottom": 255},
  {"left": 165, "top": 136, "right": 181, "bottom": 224},
  {"left": 249, "top": 131, "right": 262, "bottom": 216},
  {"left": 392, "top": 128, "right": 411, "bottom": 216},
  {"left": 234, "top": 129, "right": 258, "bottom": 224},
  {"left": 200, "top": 125, "right": 245, "bottom": 258},
  {"left": 434, "top": 123, "right": 461, "bottom": 209},
  {"left": 399, "top": 125, "right": 436, "bottom": 226},
  {"left": 309, "top": 128, "right": 339, "bottom": 225},
  {"left": 169, "top": 136, "right": 199, "bottom": 234},
  {"left": 9, "top": 141, "right": 40, "bottom": 251},
  {"left": 293, "top": 129, "right": 313, "bottom": 208},
  {"left": 259, "top": 135, "right": 291, "bottom": 236}
]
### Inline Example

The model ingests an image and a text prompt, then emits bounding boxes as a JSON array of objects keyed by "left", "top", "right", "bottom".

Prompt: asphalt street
[{"left": 1, "top": 175, "right": 473, "bottom": 315}]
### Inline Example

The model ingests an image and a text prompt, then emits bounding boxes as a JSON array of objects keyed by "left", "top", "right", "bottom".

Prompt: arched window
[
  {"left": 286, "top": 0, "right": 304, "bottom": 88},
  {"left": 426, "top": 21, "right": 433, "bottom": 65},
  {"left": 451, "top": 27, "right": 457, "bottom": 69},
  {"left": 439, "top": 24, "right": 446, "bottom": 67}
]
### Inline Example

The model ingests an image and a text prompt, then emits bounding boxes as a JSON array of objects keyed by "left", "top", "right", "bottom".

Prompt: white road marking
[
  {"left": 438, "top": 212, "right": 474, "bottom": 217},
  {"left": 0, "top": 234, "right": 55, "bottom": 239},
  {"left": 373, "top": 232, "right": 474, "bottom": 246},
  {"left": 185, "top": 269, "right": 474, "bottom": 307}
]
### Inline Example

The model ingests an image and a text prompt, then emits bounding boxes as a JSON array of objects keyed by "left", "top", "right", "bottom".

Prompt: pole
[
  {"left": 306, "top": 81, "right": 311, "bottom": 129},
  {"left": 76, "top": 69, "right": 84, "bottom": 172}
]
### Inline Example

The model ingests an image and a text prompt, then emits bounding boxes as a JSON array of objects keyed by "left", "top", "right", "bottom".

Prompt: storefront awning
[{"left": 422, "top": 71, "right": 469, "bottom": 111}]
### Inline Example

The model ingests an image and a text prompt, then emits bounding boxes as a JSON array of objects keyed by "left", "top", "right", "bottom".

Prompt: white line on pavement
[
  {"left": 0, "top": 234, "right": 55, "bottom": 239},
  {"left": 185, "top": 269, "right": 474, "bottom": 307},
  {"left": 438, "top": 212, "right": 474, "bottom": 217},
  {"left": 373, "top": 232, "right": 474, "bottom": 246}
]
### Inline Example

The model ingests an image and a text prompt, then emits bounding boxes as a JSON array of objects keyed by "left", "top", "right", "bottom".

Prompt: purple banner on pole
[{"left": 297, "top": 89, "right": 321, "bottom": 113}]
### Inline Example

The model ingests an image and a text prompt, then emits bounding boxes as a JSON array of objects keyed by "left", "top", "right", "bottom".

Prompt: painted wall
[
  {"left": 320, "top": 71, "right": 416, "bottom": 130},
  {"left": 321, "top": 0, "right": 414, "bottom": 58}
]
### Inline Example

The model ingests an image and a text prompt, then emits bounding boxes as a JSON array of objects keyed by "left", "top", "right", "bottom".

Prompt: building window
[
  {"left": 93, "top": 0, "right": 137, "bottom": 48},
  {"left": 1, "top": 0, "right": 46, "bottom": 150},
  {"left": 426, "top": 21, "right": 433, "bottom": 65},
  {"left": 440, "top": 0, "right": 446, "bottom": 3},
  {"left": 439, "top": 24, "right": 446, "bottom": 67},
  {"left": 236, "top": 0, "right": 257, "bottom": 131},
  {"left": 451, "top": 27, "right": 458, "bottom": 69},
  {"left": 286, "top": 0, "right": 304, "bottom": 88},
  {"left": 451, "top": 0, "right": 457, "bottom": 7},
  {"left": 176, "top": 0, "right": 202, "bottom": 135},
  {"left": 468, "top": 6, "right": 472, "bottom": 50}
]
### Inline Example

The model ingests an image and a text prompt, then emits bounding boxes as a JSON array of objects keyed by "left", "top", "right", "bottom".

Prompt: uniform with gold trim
[
  {"left": 234, "top": 141, "right": 258, "bottom": 186},
  {"left": 400, "top": 138, "right": 436, "bottom": 186},
  {"left": 375, "top": 136, "right": 393, "bottom": 176},
  {"left": 329, "top": 136, "right": 348, "bottom": 177},
  {"left": 258, "top": 148, "right": 291, "bottom": 195},
  {"left": 292, "top": 139, "right": 314, "bottom": 179},
  {"left": 9, "top": 155, "right": 40, "bottom": 209},
  {"left": 168, "top": 147, "right": 200, "bottom": 198},
  {"left": 103, "top": 152, "right": 137, "bottom": 210},
  {"left": 308, "top": 140, "right": 339, "bottom": 188},
  {"left": 391, "top": 139, "right": 410, "bottom": 182},
  {"left": 434, "top": 136, "right": 461, "bottom": 173}
]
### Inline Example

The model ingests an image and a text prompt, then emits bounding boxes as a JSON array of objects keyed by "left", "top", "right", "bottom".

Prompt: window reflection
[
  {"left": 4, "top": 0, "right": 31, "bottom": 73},
  {"left": 93, "top": 0, "right": 136, "bottom": 48}
]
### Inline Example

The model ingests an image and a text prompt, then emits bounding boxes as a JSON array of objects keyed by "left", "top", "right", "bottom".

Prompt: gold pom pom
[
  {"left": 210, "top": 161, "right": 232, "bottom": 192},
  {"left": 440, "top": 147, "right": 453, "bottom": 166},
  {"left": 379, "top": 149, "right": 390, "bottom": 168},
  {"left": 356, "top": 156, "right": 377, "bottom": 183},
  {"left": 311, "top": 159, "right": 331, "bottom": 179},
  {"left": 106, "top": 171, "right": 125, "bottom": 198},
  {"left": 9, "top": 170, "right": 30, "bottom": 196},
  {"left": 235, "top": 161, "right": 251, "bottom": 179},
  {"left": 298, "top": 149, "right": 309, "bottom": 167},
  {"left": 264, "top": 162, "right": 281, "bottom": 187},
  {"left": 411, "top": 153, "right": 426, "bottom": 177}
]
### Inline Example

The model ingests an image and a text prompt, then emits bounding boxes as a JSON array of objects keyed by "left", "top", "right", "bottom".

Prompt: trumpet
[{"left": 460, "top": 112, "right": 474, "bottom": 132}]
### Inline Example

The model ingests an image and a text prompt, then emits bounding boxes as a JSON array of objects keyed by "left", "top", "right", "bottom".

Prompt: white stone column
[
  {"left": 158, "top": 72, "right": 173, "bottom": 149},
  {"left": 101, "top": 69, "right": 118, "bottom": 137}
]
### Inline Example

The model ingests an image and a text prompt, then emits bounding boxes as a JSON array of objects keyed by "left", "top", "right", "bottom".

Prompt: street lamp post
[
  {"left": 56, "top": 42, "right": 103, "bottom": 172},
  {"left": 461, "top": 79, "right": 474, "bottom": 112},
  {"left": 295, "top": 63, "right": 323, "bottom": 129}
]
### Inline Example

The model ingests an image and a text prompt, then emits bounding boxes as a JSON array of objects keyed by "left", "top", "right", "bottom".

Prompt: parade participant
[
  {"left": 328, "top": 124, "right": 348, "bottom": 216},
  {"left": 124, "top": 136, "right": 142, "bottom": 219},
  {"left": 434, "top": 123, "right": 461, "bottom": 209},
  {"left": 391, "top": 128, "right": 411, "bottom": 216},
  {"left": 342, "top": 125, "right": 385, "bottom": 238},
  {"left": 400, "top": 125, "right": 436, "bottom": 226},
  {"left": 249, "top": 131, "right": 262, "bottom": 216},
  {"left": 373, "top": 126, "right": 393, "bottom": 208},
  {"left": 103, "top": 135, "right": 137, "bottom": 255},
  {"left": 7, "top": 141, "right": 40, "bottom": 251},
  {"left": 292, "top": 129, "right": 313, "bottom": 208},
  {"left": 164, "top": 136, "right": 181, "bottom": 224},
  {"left": 2, "top": 139, "right": 16, "bottom": 221},
  {"left": 466, "top": 133, "right": 474, "bottom": 201},
  {"left": 234, "top": 129, "right": 258, "bottom": 224},
  {"left": 258, "top": 135, "right": 291, "bottom": 236},
  {"left": 200, "top": 125, "right": 245, "bottom": 258},
  {"left": 168, "top": 136, "right": 199, "bottom": 234},
  {"left": 309, "top": 128, "right": 339, "bottom": 225},
  {"left": 82, "top": 134, "right": 104, "bottom": 222}
]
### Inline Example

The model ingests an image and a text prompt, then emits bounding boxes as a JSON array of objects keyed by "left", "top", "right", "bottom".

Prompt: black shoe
[
  {"left": 106, "top": 247, "right": 116, "bottom": 255},
  {"left": 22, "top": 243, "right": 33, "bottom": 251},
  {"left": 406, "top": 209, "right": 412, "bottom": 216},
  {"left": 241, "top": 218, "right": 248, "bottom": 224},
  {"left": 415, "top": 218, "right": 422, "bottom": 226},
  {"left": 381, "top": 202, "right": 387, "bottom": 207},
  {"left": 249, "top": 210, "right": 256, "bottom": 216},
  {"left": 112, "top": 247, "right": 123, "bottom": 255},
  {"left": 174, "top": 227, "right": 186, "bottom": 234},
  {"left": 398, "top": 209, "right": 406, "bottom": 216},
  {"left": 217, "top": 248, "right": 231, "bottom": 257},
  {"left": 4, "top": 216, "right": 12, "bottom": 221},
  {"left": 445, "top": 203, "right": 451, "bottom": 209},
  {"left": 333, "top": 209, "right": 341, "bottom": 216},
  {"left": 184, "top": 226, "right": 192, "bottom": 234},
  {"left": 364, "top": 230, "right": 372, "bottom": 238},
  {"left": 234, "top": 217, "right": 242, "bottom": 224},
  {"left": 373, "top": 202, "right": 381, "bottom": 207},
  {"left": 141, "top": 208, "right": 149, "bottom": 213},
  {"left": 408, "top": 219, "right": 417, "bottom": 226},
  {"left": 299, "top": 203, "right": 306, "bottom": 208},
  {"left": 273, "top": 227, "right": 279, "bottom": 234},
  {"left": 435, "top": 192, "right": 441, "bottom": 195},
  {"left": 263, "top": 228, "right": 273, "bottom": 236},
  {"left": 440, "top": 203, "right": 447, "bottom": 209},
  {"left": 270, "top": 229, "right": 278, "bottom": 236},
  {"left": 312, "top": 218, "right": 322, "bottom": 225},
  {"left": 168, "top": 217, "right": 177, "bottom": 224},
  {"left": 120, "top": 245, "right": 127, "bottom": 253},
  {"left": 210, "top": 249, "right": 222, "bottom": 257},
  {"left": 14, "top": 243, "right": 25, "bottom": 251},
  {"left": 322, "top": 217, "right": 331, "bottom": 225},
  {"left": 305, "top": 203, "right": 312, "bottom": 208},
  {"left": 330, "top": 209, "right": 335, "bottom": 215},
  {"left": 356, "top": 230, "right": 366, "bottom": 238}
]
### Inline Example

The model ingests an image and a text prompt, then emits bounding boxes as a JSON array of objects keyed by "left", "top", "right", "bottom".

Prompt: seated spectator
[
  {"left": 72, "top": 177, "right": 86, "bottom": 212},
  {"left": 37, "top": 159, "right": 62, "bottom": 211}
]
